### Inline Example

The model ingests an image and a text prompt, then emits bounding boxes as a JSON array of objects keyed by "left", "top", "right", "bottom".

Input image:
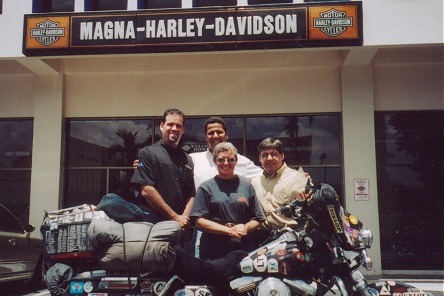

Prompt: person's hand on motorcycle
[
  {"left": 174, "top": 214, "right": 190, "bottom": 229},
  {"left": 133, "top": 159, "right": 140, "bottom": 170}
]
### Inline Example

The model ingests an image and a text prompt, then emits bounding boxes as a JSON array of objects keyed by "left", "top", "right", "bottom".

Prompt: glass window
[
  {"left": 245, "top": 115, "right": 341, "bottom": 166},
  {"left": 375, "top": 111, "right": 443, "bottom": 270},
  {"left": 138, "top": 0, "right": 181, "bottom": 9},
  {"left": 0, "top": 205, "right": 24, "bottom": 233},
  {"left": 64, "top": 169, "right": 107, "bottom": 207},
  {"left": 64, "top": 114, "right": 342, "bottom": 207},
  {"left": 85, "top": 0, "right": 127, "bottom": 11},
  {"left": 0, "top": 120, "right": 33, "bottom": 169},
  {"left": 181, "top": 117, "right": 244, "bottom": 154},
  {"left": 245, "top": 114, "right": 342, "bottom": 196},
  {"left": 0, "top": 120, "right": 33, "bottom": 224},
  {"left": 32, "top": 0, "right": 75, "bottom": 13},
  {"left": 66, "top": 119, "right": 155, "bottom": 167},
  {"left": 64, "top": 119, "right": 156, "bottom": 205}
]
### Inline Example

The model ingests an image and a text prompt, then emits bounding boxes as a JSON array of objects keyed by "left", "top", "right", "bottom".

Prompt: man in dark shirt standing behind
[{"left": 131, "top": 108, "right": 195, "bottom": 230}]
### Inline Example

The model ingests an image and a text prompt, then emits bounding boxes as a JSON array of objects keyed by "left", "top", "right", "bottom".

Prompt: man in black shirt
[{"left": 131, "top": 108, "right": 195, "bottom": 229}]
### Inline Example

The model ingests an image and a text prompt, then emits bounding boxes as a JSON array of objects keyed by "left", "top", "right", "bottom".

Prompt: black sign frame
[{"left": 23, "top": 1, "right": 363, "bottom": 56}]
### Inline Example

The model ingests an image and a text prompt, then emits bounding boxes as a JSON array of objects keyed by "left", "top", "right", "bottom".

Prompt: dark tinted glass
[
  {"left": 0, "top": 170, "right": 32, "bottom": 223},
  {"left": 64, "top": 169, "right": 107, "bottom": 207},
  {"left": 181, "top": 117, "right": 244, "bottom": 154},
  {"left": 245, "top": 115, "right": 341, "bottom": 166},
  {"left": 0, "top": 120, "right": 33, "bottom": 168},
  {"left": 66, "top": 119, "right": 155, "bottom": 167},
  {"left": 108, "top": 169, "right": 137, "bottom": 202},
  {"left": 0, "top": 205, "right": 23, "bottom": 233},
  {"left": 375, "top": 111, "right": 443, "bottom": 270}
]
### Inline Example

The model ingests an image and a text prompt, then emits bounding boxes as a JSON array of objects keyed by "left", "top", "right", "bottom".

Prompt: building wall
[
  {"left": 0, "top": 0, "right": 442, "bottom": 276},
  {"left": 0, "top": 74, "right": 35, "bottom": 117},
  {"left": 62, "top": 51, "right": 342, "bottom": 117}
]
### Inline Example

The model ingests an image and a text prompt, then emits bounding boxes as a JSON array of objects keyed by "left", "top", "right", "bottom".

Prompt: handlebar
[{"left": 275, "top": 200, "right": 305, "bottom": 216}]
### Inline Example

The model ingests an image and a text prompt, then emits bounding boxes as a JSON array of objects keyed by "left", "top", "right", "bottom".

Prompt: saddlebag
[
  {"left": 41, "top": 204, "right": 109, "bottom": 262},
  {"left": 87, "top": 219, "right": 181, "bottom": 273}
]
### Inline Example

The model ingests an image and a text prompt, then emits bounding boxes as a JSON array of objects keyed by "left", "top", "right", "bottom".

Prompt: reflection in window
[
  {"left": 181, "top": 117, "right": 244, "bottom": 154},
  {"left": 375, "top": 111, "right": 443, "bottom": 270},
  {"left": 0, "top": 120, "right": 33, "bottom": 223},
  {"left": 245, "top": 115, "right": 342, "bottom": 194},
  {"left": 245, "top": 115, "right": 340, "bottom": 166},
  {"left": 0, "top": 205, "right": 24, "bottom": 233},
  {"left": 65, "top": 119, "right": 157, "bottom": 205},
  {"left": 64, "top": 115, "right": 342, "bottom": 207},
  {"left": 64, "top": 169, "right": 107, "bottom": 207},
  {"left": 0, "top": 120, "right": 33, "bottom": 168},
  {"left": 66, "top": 119, "right": 156, "bottom": 167},
  {"left": 0, "top": 170, "right": 32, "bottom": 224}
]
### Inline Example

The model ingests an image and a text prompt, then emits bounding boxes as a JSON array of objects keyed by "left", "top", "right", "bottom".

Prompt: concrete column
[
  {"left": 341, "top": 65, "right": 382, "bottom": 275},
  {"left": 29, "top": 74, "right": 63, "bottom": 234}
]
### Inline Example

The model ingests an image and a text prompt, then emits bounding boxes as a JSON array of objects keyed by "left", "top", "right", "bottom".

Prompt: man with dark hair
[
  {"left": 251, "top": 137, "right": 308, "bottom": 238},
  {"left": 131, "top": 108, "right": 195, "bottom": 229},
  {"left": 191, "top": 116, "right": 262, "bottom": 188}
]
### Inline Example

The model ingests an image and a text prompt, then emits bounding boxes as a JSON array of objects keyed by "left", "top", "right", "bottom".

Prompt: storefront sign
[{"left": 23, "top": 1, "right": 362, "bottom": 56}]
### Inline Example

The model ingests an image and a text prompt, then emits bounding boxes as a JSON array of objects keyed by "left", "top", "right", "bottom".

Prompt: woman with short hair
[{"left": 189, "top": 142, "right": 265, "bottom": 260}]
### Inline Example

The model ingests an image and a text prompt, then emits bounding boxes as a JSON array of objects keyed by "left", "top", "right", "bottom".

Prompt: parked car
[{"left": 0, "top": 203, "right": 43, "bottom": 284}]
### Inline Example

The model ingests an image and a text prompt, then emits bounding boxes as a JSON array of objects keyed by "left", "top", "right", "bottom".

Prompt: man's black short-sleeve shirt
[{"left": 131, "top": 141, "right": 195, "bottom": 217}]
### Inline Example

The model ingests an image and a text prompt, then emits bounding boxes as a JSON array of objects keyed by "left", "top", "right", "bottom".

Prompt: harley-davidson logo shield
[
  {"left": 309, "top": 5, "right": 358, "bottom": 40},
  {"left": 26, "top": 16, "right": 70, "bottom": 49}
]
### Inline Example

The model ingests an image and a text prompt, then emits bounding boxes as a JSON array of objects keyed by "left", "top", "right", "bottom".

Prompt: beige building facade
[{"left": 0, "top": 0, "right": 442, "bottom": 275}]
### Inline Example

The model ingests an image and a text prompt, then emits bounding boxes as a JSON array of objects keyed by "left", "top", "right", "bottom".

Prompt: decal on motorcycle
[
  {"left": 349, "top": 214, "right": 358, "bottom": 225},
  {"left": 174, "top": 289, "right": 195, "bottom": 296},
  {"left": 268, "top": 242, "right": 287, "bottom": 256},
  {"left": 379, "top": 284, "right": 392, "bottom": 295},
  {"left": 254, "top": 255, "right": 268, "bottom": 272},
  {"left": 84, "top": 281, "right": 93, "bottom": 293},
  {"left": 387, "top": 281, "right": 396, "bottom": 286},
  {"left": 240, "top": 258, "right": 254, "bottom": 273},
  {"left": 140, "top": 279, "right": 154, "bottom": 292},
  {"left": 279, "top": 262, "right": 291, "bottom": 275},
  {"left": 276, "top": 249, "right": 287, "bottom": 256},
  {"left": 327, "top": 204, "right": 343, "bottom": 233},
  {"left": 267, "top": 258, "right": 279, "bottom": 273},
  {"left": 305, "top": 253, "right": 311, "bottom": 262},
  {"left": 257, "top": 248, "right": 267, "bottom": 256},
  {"left": 294, "top": 251, "right": 305, "bottom": 262},
  {"left": 195, "top": 287, "right": 213, "bottom": 296},
  {"left": 407, "top": 288, "right": 422, "bottom": 292},
  {"left": 93, "top": 270, "right": 106, "bottom": 277},
  {"left": 153, "top": 281, "right": 167, "bottom": 294},
  {"left": 70, "top": 281, "right": 84, "bottom": 294}
]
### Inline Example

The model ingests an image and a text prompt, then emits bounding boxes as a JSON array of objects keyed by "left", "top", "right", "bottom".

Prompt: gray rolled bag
[{"left": 87, "top": 219, "right": 181, "bottom": 273}]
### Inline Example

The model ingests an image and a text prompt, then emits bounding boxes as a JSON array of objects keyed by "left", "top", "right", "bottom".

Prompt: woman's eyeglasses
[{"left": 216, "top": 158, "right": 236, "bottom": 164}]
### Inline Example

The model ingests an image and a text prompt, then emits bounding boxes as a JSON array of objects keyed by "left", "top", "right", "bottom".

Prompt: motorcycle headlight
[{"left": 359, "top": 228, "right": 373, "bottom": 248}]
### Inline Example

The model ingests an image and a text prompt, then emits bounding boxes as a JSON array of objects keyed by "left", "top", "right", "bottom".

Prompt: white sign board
[{"left": 354, "top": 178, "right": 369, "bottom": 201}]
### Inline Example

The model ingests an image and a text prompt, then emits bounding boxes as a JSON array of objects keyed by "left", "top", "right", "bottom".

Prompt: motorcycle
[
  {"left": 43, "top": 184, "right": 434, "bottom": 296},
  {"left": 228, "top": 183, "right": 433, "bottom": 296}
]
